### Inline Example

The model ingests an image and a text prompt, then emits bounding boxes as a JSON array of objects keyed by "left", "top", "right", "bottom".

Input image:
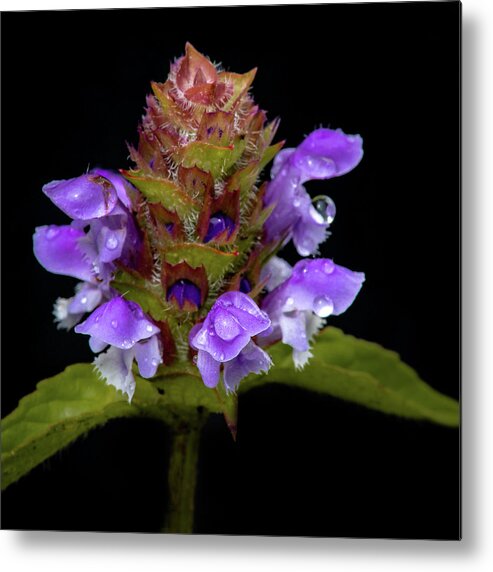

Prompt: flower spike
[{"left": 33, "top": 44, "right": 364, "bottom": 403}]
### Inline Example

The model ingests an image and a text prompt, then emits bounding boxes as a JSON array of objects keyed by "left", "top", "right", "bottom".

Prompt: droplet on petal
[
  {"left": 311, "top": 196, "right": 336, "bottom": 224},
  {"left": 145, "top": 324, "right": 154, "bottom": 333},
  {"left": 111, "top": 319, "right": 118, "bottom": 328},
  {"left": 105, "top": 234, "right": 119, "bottom": 250},
  {"left": 312, "top": 295, "right": 334, "bottom": 317},
  {"left": 283, "top": 296, "right": 295, "bottom": 310},
  {"left": 46, "top": 227, "right": 59, "bottom": 239},
  {"left": 204, "top": 212, "right": 235, "bottom": 242}
]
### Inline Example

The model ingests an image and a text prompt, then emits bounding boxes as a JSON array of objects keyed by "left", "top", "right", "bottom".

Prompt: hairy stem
[{"left": 163, "top": 421, "right": 203, "bottom": 533}]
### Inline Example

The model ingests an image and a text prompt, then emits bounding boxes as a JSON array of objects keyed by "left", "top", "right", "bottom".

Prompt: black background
[{"left": 1, "top": 3, "right": 460, "bottom": 538}]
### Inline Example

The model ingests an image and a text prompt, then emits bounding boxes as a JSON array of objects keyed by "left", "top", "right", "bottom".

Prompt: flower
[
  {"left": 33, "top": 225, "right": 95, "bottom": 282},
  {"left": 53, "top": 282, "right": 104, "bottom": 330},
  {"left": 189, "top": 291, "right": 272, "bottom": 391},
  {"left": 40, "top": 169, "right": 140, "bottom": 283},
  {"left": 258, "top": 258, "right": 365, "bottom": 368},
  {"left": 33, "top": 45, "right": 366, "bottom": 406},
  {"left": 75, "top": 297, "right": 163, "bottom": 401},
  {"left": 42, "top": 169, "right": 135, "bottom": 220},
  {"left": 264, "top": 128, "right": 363, "bottom": 256},
  {"left": 33, "top": 169, "right": 142, "bottom": 330}
]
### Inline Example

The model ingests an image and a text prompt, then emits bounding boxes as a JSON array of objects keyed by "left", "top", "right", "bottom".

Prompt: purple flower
[
  {"left": 264, "top": 128, "right": 363, "bottom": 256},
  {"left": 189, "top": 291, "right": 272, "bottom": 391},
  {"left": 260, "top": 256, "right": 293, "bottom": 292},
  {"left": 42, "top": 170, "right": 134, "bottom": 221},
  {"left": 75, "top": 297, "right": 162, "bottom": 401},
  {"left": 259, "top": 258, "right": 365, "bottom": 368},
  {"left": 33, "top": 225, "right": 95, "bottom": 282},
  {"left": 53, "top": 282, "right": 104, "bottom": 330},
  {"left": 204, "top": 212, "right": 235, "bottom": 243},
  {"left": 167, "top": 279, "right": 202, "bottom": 310},
  {"left": 35, "top": 170, "right": 141, "bottom": 288}
]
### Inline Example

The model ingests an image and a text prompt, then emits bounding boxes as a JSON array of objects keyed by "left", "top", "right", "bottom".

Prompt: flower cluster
[{"left": 33, "top": 43, "right": 365, "bottom": 401}]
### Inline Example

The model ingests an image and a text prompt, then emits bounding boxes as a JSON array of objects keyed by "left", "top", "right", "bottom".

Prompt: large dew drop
[
  {"left": 311, "top": 196, "right": 336, "bottom": 225},
  {"left": 312, "top": 295, "right": 334, "bottom": 318},
  {"left": 105, "top": 234, "right": 119, "bottom": 250}
]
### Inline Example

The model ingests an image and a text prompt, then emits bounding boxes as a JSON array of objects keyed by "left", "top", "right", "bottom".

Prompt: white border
[{"left": 2, "top": 0, "right": 493, "bottom": 571}]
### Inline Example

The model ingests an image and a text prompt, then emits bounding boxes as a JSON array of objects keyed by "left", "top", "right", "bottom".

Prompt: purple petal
[
  {"left": 53, "top": 297, "right": 84, "bottom": 330},
  {"left": 96, "top": 222, "right": 127, "bottom": 263},
  {"left": 89, "top": 336, "right": 108, "bottom": 353},
  {"left": 191, "top": 291, "right": 271, "bottom": 363},
  {"left": 262, "top": 258, "right": 365, "bottom": 318},
  {"left": 239, "top": 277, "right": 252, "bottom": 293},
  {"left": 264, "top": 127, "right": 363, "bottom": 255},
  {"left": 223, "top": 341, "right": 272, "bottom": 392},
  {"left": 42, "top": 173, "right": 118, "bottom": 220},
  {"left": 93, "top": 346, "right": 136, "bottom": 402},
  {"left": 204, "top": 212, "right": 236, "bottom": 242},
  {"left": 68, "top": 283, "right": 103, "bottom": 314},
  {"left": 134, "top": 335, "right": 162, "bottom": 378},
  {"left": 260, "top": 256, "right": 293, "bottom": 293},
  {"left": 270, "top": 148, "right": 296, "bottom": 179},
  {"left": 167, "top": 279, "right": 202, "bottom": 309},
  {"left": 296, "top": 128, "right": 364, "bottom": 180},
  {"left": 213, "top": 308, "right": 243, "bottom": 341},
  {"left": 75, "top": 297, "right": 160, "bottom": 350},
  {"left": 197, "top": 349, "right": 221, "bottom": 388},
  {"left": 33, "top": 225, "right": 94, "bottom": 281},
  {"left": 292, "top": 313, "right": 324, "bottom": 370},
  {"left": 93, "top": 168, "right": 136, "bottom": 210},
  {"left": 192, "top": 319, "right": 250, "bottom": 362},
  {"left": 292, "top": 196, "right": 330, "bottom": 257},
  {"left": 216, "top": 291, "right": 271, "bottom": 336},
  {"left": 279, "top": 311, "right": 309, "bottom": 352}
]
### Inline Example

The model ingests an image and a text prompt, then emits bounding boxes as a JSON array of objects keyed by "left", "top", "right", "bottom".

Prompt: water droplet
[
  {"left": 121, "top": 339, "right": 132, "bottom": 349},
  {"left": 145, "top": 324, "right": 154, "bottom": 333},
  {"left": 80, "top": 296, "right": 88, "bottom": 305},
  {"left": 151, "top": 358, "right": 159, "bottom": 367},
  {"left": 284, "top": 297, "right": 295, "bottom": 310},
  {"left": 293, "top": 195, "right": 301, "bottom": 207},
  {"left": 111, "top": 319, "right": 118, "bottom": 328},
  {"left": 312, "top": 295, "right": 334, "bottom": 318},
  {"left": 297, "top": 242, "right": 312, "bottom": 257},
  {"left": 311, "top": 196, "right": 336, "bottom": 224},
  {"left": 46, "top": 227, "right": 59, "bottom": 239},
  {"left": 193, "top": 355, "right": 198, "bottom": 365},
  {"left": 105, "top": 235, "right": 119, "bottom": 250},
  {"left": 323, "top": 261, "right": 334, "bottom": 274}
]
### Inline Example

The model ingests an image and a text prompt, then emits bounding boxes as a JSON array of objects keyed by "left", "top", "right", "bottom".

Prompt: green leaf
[
  {"left": 163, "top": 243, "right": 238, "bottom": 282},
  {"left": 178, "top": 138, "right": 246, "bottom": 179},
  {"left": 1, "top": 364, "right": 151, "bottom": 489},
  {"left": 241, "top": 327, "right": 459, "bottom": 427},
  {"left": 1, "top": 363, "right": 224, "bottom": 490},
  {"left": 121, "top": 170, "right": 198, "bottom": 217}
]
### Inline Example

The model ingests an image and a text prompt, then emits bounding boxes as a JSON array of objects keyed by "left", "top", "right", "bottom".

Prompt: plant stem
[{"left": 163, "top": 421, "right": 202, "bottom": 534}]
